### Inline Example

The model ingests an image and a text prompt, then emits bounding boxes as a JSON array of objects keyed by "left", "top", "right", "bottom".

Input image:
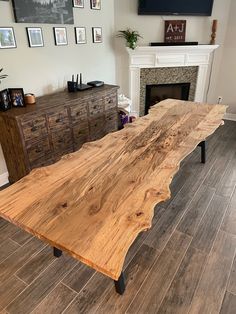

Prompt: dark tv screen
[{"left": 138, "top": 0, "right": 214, "bottom": 16}]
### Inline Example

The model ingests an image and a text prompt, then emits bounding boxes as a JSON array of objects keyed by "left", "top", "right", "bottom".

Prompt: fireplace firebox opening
[{"left": 145, "top": 83, "right": 190, "bottom": 115}]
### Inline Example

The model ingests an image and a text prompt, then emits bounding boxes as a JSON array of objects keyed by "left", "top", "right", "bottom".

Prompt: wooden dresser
[{"left": 0, "top": 84, "right": 119, "bottom": 183}]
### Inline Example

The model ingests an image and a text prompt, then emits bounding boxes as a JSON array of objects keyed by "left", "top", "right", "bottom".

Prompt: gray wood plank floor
[{"left": 0, "top": 120, "right": 235, "bottom": 314}]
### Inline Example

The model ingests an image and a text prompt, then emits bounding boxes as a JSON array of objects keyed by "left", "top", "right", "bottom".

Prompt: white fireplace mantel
[{"left": 127, "top": 45, "right": 219, "bottom": 116}]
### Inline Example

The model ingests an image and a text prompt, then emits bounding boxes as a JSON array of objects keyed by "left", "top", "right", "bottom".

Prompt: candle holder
[{"left": 210, "top": 19, "right": 217, "bottom": 45}]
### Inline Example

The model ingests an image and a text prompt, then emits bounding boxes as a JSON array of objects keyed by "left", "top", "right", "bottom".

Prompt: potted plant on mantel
[
  {"left": 116, "top": 28, "right": 142, "bottom": 50},
  {"left": 0, "top": 68, "right": 7, "bottom": 84}
]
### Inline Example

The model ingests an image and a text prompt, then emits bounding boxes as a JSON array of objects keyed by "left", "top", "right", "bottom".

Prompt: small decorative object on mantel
[
  {"left": 116, "top": 28, "right": 142, "bottom": 50},
  {"left": 210, "top": 19, "right": 218, "bottom": 45},
  {"left": 164, "top": 20, "right": 186, "bottom": 43}
]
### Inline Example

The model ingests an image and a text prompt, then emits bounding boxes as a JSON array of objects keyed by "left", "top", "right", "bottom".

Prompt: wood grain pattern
[
  {"left": 190, "top": 194, "right": 230, "bottom": 253},
  {"left": 0, "top": 276, "right": 27, "bottom": 311},
  {"left": 0, "top": 99, "right": 226, "bottom": 280},
  {"left": 127, "top": 231, "right": 191, "bottom": 313},
  {"left": 157, "top": 247, "right": 206, "bottom": 314},
  {"left": 31, "top": 283, "right": 76, "bottom": 314},
  {"left": 227, "top": 256, "right": 236, "bottom": 295},
  {"left": 220, "top": 292, "right": 236, "bottom": 314},
  {"left": 6, "top": 255, "right": 77, "bottom": 314},
  {"left": 221, "top": 188, "right": 236, "bottom": 235},
  {"left": 189, "top": 231, "right": 236, "bottom": 314}
]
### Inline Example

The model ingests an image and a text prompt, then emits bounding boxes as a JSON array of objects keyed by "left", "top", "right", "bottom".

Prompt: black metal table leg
[
  {"left": 198, "top": 141, "right": 206, "bottom": 164},
  {"left": 53, "top": 247, "right": 62, "bottom": 258},
  {"left": 114, "top": 272, "right": 126, "bottom": 295}
]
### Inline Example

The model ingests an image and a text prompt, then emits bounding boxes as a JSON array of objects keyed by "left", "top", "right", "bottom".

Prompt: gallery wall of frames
[{"left": 0, "top": 0, "right": 103, "bottom": 49}]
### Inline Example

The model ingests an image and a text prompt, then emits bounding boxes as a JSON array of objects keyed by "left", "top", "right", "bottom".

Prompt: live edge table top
[{"left": 0, "top": 99, "right": 227, "bottom": 280}]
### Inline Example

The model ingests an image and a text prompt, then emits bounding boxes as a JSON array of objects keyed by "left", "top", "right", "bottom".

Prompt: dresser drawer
[
  {"left": 104, "top": 93, "right": 117, "bottom": 110},
  {"left": 26, "top": 138, "right": 52, "bottom": 167},
  {"left": 51, "top": 130, "right": 73, "bottom": 155},
  {"left": 70, "top": 103, "right": 88, "bottom": 124},
  {"left": 105, "top": 109, "right": 118, "bottom": 133},
  {"left": 47, "top": 109, "right": 69, "bottom": 130},
  {"left": 89, "top": 116, "right": 105, "bottom": 141},
  {"left": 21, "top": 116, "right": 47, "bottom": 143},
  {"left": 73, "top": 125, "right": 89, "bottom": 150},
  {"left": 88, "top": 98, "right": 104, "bottom": 117}
]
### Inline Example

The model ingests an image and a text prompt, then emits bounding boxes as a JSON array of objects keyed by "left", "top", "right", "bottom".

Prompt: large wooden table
[{"left": 0, "top": 99, "right": 226, "bottom": 294}]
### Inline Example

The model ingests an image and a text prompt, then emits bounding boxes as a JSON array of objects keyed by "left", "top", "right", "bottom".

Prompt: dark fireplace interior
[{"left": 145, "top": 83, "right": 190, "bottom": 115}]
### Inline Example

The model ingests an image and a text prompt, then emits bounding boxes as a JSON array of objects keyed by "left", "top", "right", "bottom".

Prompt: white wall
[
  {"left": 114, "top": 0, "right": 232, "bottom": 104},
  {"left": 215, "top": 0, "right": 236, "bottom": 114},
  {"left": 0, "top": 0, "right": 116, "bottom": 180}
]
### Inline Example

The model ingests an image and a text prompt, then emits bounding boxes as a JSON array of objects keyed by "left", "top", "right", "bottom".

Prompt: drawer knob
[
  {"left": 35, "top": 148, "right": 42, "bottom": 153},
  {"left": 56, "top": 118, "right": 62, "bottom": 123},
  {"left": 31, "top": 126, "right": 38, "bottom": 132}
]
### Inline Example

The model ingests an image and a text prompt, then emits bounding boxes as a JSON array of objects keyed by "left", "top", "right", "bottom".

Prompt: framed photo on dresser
[
  {"left": 0, "top": 89, "right": 11, "bottom": 111},
  {"left": 8, "top": 88, "right": 25, "bottom": 107}
]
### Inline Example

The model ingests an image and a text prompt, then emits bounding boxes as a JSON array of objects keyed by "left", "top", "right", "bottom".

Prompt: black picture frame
[
  {"left": 75, "top": 27, "right": 87, "bottom": 44},
  {"left": 26, "top": 27, "right": 44, "bottom": 48},
  {"left": 90, "top": 0, "right": 101, "bottom": 10},
  {"left": 0, "top": 27, "right": 17, "bottom": 49},
  {"left": 92, "top": 27, "right": 102, "bottom": 43},
  {"left": 12, "top": 0, "right": 74, "bottom": 24},
  {"left": 8, "top": 88, "right": 25, "bottom": 107},
  {"left": 53, "top": 27, "right": 68, "bottom": 46},
  {"left": 0, "top": 89, "right": 11, "bottom": 111}
]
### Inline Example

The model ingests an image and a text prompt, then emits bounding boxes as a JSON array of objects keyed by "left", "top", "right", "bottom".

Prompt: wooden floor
[{"left": 0, "top": 120, "right": 236, "bottom": 314}]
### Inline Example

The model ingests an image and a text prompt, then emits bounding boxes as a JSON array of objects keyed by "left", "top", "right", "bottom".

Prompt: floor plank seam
[
  {"left": 2, "top": 257, "right": 58, "bottom": 312},
  {"left": 125, "top": 234, "right": 193, "bottom": 313},
  {"left": 187, "top": 192, "right": 236, "bottom": 314},
  {"left": 14, "top": 274, "right": 28, "bottom": 286},
  {"left": 12, "top": 244, "right": 49, "bottom": 279}
]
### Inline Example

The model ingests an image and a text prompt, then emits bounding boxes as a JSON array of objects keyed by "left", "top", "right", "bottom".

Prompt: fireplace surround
[{"left": 127, "top": 45, "right": 219, "bottom": 116}]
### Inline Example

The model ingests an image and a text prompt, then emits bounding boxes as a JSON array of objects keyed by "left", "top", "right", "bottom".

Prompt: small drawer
[
  {"left": 88, "top": 98, "right": 104, "bottom": 117},
  {"left": 51, "top": 130, "right": 73, "bottom": 154},
  {"left": 70, "top": 103, "right": 88, "bottom": 124},
  {"left": 47, "top": 109, "right": 69, "bottom": 130},
  {"left": 104, "top": 93, "right": 117, "bottom": 110},
  {"left": 27, "top": 139, "right": 52, "bottom": 166},
  {"left": 21, "top": 116, "right": 47, "bottom": 142}
]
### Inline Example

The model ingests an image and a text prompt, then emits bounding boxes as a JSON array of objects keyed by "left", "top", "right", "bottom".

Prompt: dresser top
[{"left": 1, "top": 84, "right": 119, "bottom": 119}]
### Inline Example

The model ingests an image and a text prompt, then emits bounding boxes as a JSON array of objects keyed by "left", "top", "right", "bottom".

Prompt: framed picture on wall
[
  {"left": 0, "top": 89, "right": 11, "bottom": 111},
  {"left": 92, "top": 27, "right": 102, "bottom": 43},
  {"left": 0, "top": 27, "right": 16, "bottom": 49},
  {"left": 8, "top": 88, "right": 25, "bottom": 107},
  {"left": 26, "top": 27, "right": 44, "bottom": 47},
  {"left": 12, "top": 0, "right": 74, "bottom": 24},
  {"left": 73, "top": 0, "right": 84, "bottom": 8},
  {"left": 53, "top": 27, "right": 68, "bottom": 46},
  {"left": 91, "top": 0, "right": 101, "bottom": 10},
  {"left": 75, "top": 27, "right": 86, "bottom": 44}
]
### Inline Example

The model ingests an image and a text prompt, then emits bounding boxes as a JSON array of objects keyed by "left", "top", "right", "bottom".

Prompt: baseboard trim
[
  {"left": 224, "top": 113, "right": 236, "bottom": 121},
  {"left": 0, "top": 172, "right": 9, "bottom": 187}
]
